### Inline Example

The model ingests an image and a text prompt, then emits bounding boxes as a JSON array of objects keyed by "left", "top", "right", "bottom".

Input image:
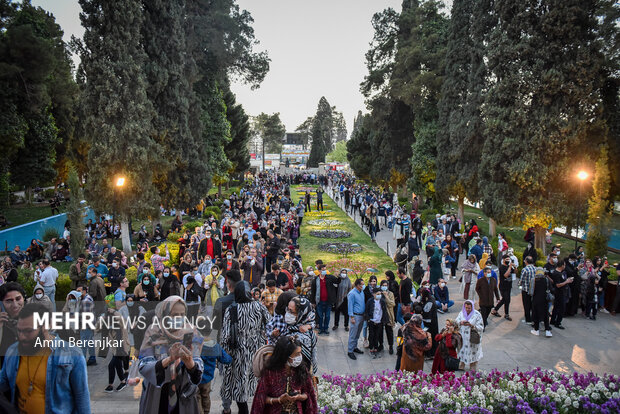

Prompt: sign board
[{"left": 265, "top": 153, "right": 280, "bottom": 160}]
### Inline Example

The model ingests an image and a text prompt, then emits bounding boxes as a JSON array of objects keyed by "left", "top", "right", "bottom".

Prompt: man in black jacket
[
  {"left": 310, "top": 264, "right": 341, "bottom": 335},
  {"left": 265, "top": 230, "right": 280, "bottom": 273}
]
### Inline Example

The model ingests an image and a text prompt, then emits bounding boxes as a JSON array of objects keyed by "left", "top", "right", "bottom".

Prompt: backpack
[{"left": 104, "top": 293, "right": 116, "bottom": 309}]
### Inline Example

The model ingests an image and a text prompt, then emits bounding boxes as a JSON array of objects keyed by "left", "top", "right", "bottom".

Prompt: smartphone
[
  {"left": 183, "top": 332, "right": 193, "bottom": 348},
  {"left": 288, "top": 390, "right": 299, "bottom": 397}
]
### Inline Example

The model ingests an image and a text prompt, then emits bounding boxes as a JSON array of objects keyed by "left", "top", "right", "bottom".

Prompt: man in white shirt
[
  {"left": 35, "top": 259, "right": 58, "bottom": 311},
  {"left": 365, "top": 287, "right": 387, "bottom": 358}
]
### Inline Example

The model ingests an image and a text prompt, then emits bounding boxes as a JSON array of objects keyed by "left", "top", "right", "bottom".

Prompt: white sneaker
[
  {"left": 600, "top": 308, "right": 610, "bottom": 314},
  {"left": 530, "top": 329, "right": 539, "bottom": 336},
  {"left": 545, "top": 330, "right": 553, "bottom": 337}
]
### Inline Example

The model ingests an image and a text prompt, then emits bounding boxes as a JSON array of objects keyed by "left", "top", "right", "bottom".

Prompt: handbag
[
  {"left": 445, "top": 355, "right": 460, "bottom": 371},
  {"left": 545, "top": 278, "right": 555, "bottom": 303},
  {"left": 226, "top": 303, "right": 239, "bottom": 349},
  {"left": 470, "top": 327, "right": 481, "bottom": 344}
]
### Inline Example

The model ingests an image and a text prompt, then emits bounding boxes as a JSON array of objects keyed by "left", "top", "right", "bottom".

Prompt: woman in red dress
[
  {"left": 431, "top": 319, "right": 462, "bottom": 374},
  {"left": 251, "top": 336, "right": 318, "bottom": 414}
]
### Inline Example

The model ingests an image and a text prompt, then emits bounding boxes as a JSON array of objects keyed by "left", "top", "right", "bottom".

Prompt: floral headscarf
[
  {"left": 139, "top": 295, "right": 203, "bottom": 360},
  {"left": 461, "top": 300, "right": 475, "bottom": 321},
  {"left": 288, "top": 296, "right": 317, "bottom": 374}
]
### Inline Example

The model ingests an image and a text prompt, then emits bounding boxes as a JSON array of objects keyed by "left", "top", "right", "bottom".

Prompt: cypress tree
[
  {"left": 223, "top": 86, "right": 251, "bottom": 178},
  {"left": 480, "top": 0, "right": 603, "bottom": 253},
  {"left": 143, "top": 0, "right": 203, "bottom": 210},
  {"left": 67, "top": 165, "right": 85, "bottom": 258},
  {"left": 78, "top": 0, "right": 159, "bottom": 252},
  {"left": 307, "top": 97, "right": 334, "bottom": 167}
]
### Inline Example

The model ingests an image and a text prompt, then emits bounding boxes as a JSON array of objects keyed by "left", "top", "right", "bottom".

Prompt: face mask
[
  {"left": 360, "top": 284, "right": 365, "bottom": 291},
  {"left": 284, "top": 311, "right": 296, "bottom": 325},
  {"left": 212, "top": 270, "right": 218, "bottom": 275},
  {"left": 569, "top": 260, "right": 575, "bottom": 265},
  {"left": 227, "top": 255, "right": 232, "bottom": 260},
  {"left": 340, "top": 273, "right": 347, "bottom": 278},
  {"left": 127, "top": 302, "right": 134, "bottom": 307},
  {"left": 485, "top": 273, "right": 491, "bottom": 278},
  {"left": 321, "top": 270, "right": 326, "bottom": 276},
  {"left": 163, "top": 272, "right": 170, "bottom": 278},
  {"left": 552, "top": 258, "right": 558, "bottom": 264},
  {"left": 143, "top": 280, "right": 150, "bottom": 285},
  {"left": 143, "top": 269, "right": 150, "bottom": 274},
  {"left": 35, "top": 293, "right": 43, "bottom": 300},
  {"left": 381, "top": 285, "right": 388, "bottom": 291},
  {"left": 439, "top": 283, "right": 446, "bottom": 288},
  {"left": 375, "top": 294, "right": 382, "bottom": 300},
  {"left": 288, "top": 355, "right": 303, "bottom": 367}
]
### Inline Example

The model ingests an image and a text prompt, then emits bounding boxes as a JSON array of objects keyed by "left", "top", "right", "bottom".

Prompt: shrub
[
  {"left": 145, "top": 242, "right": 181, "bottom": 267},
  {"left": 43, "top": 188, "right": 56, "bottom": 199},
  {"left": 56, "top": 274, "right": 72, "bottom": 300},
  {"left": 42, "top": 227, "right": 60, "bottom": 242},
  {"left": 17, "top": 269, "right": 37, "bottom": 296},
  {"left": 420, "top": 208, "right": 439, "bottom": 224},
  {"left": 203, "top": 206, "right": 221, "bottom": 220},
  {"left": 167, "top": 232, "right": 184, "bottom": 243},
  {"left": 126, "top": 266, "right": 139, "bottom": 292},
  {"left": 183, "top": 220, "right": 203, "bottom": 232}
]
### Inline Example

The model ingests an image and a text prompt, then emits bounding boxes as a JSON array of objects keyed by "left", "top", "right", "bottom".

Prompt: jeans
[
  {"left": 316, "top": 301, "right": 331, "bottom": 333},
  {"left": 347, "top": 315, "right": 364, "bottom": 353},
  {"left": 494, "top": 289, "right": 512, "bottom": 315},
  {"left": 598, "top": 290, "right": 605, "bottom": 309},
  {"left": 368, "top": 321, "right": 382, "bottom": 351},
  {"left": 80, "top": 328, "right": 95, "bottom": 358},
  {"left": 43, "top": 285, "right": 56, "bottom": 311},
  {"left": 550, "top": 295, "right": 565, "bottom": 326},
  {"left": 396, "top": 303, "right": 406, "bottom": 325},
  {"left": 197, "top": 382, "right": 211, "bottom": 414},
  {"left": 435, "top": 300, "right": 455, "bottom": 310},
  {"left": 479, "top": 305, "right": 492, "bottom": 328},
  {"left": 521, "top": 291, "right": 532, "bottom": 322}
]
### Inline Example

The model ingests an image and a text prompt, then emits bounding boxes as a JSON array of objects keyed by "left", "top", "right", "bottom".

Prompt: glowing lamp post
[{"left": 575, "top": 170, "right": 588, "bottom": 250}]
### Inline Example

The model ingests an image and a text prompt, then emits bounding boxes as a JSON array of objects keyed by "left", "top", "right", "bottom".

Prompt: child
[{"left": 199, "top": 335, "right": 232, "bottom": 414}]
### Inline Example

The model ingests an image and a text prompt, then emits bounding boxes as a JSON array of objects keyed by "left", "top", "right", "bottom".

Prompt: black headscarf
[
  {"left": 140, "top": 275, "right": 156, "bottom": 301},
  {"left": 275, "top": 290, "right": 297, "bottom": 316},
  {"left": 234, "top": 280, "right": 253, "bottom": 304}
]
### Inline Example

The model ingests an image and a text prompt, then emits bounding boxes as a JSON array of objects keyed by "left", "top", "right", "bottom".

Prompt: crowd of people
[{"left": 0, "top": 170, "right": 617, "bottom": 414}]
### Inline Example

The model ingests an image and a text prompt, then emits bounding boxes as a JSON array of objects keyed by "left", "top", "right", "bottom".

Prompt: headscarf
[
  {"left": 479, "top": 252, "right": 488, "bottom": 269},
  {"left": 460, "top": 299, "right": 475, "bottom": 321},
  {"left": 288, "top": 297, "right": 317, "bottom": 374},
  {"left": 139, "top": 295, "right": 203, "bottom": 360},
  {"left": 274, "top": 290, "right": 297, "bottom": 316},
  {"left": 463, "top": 255, "right": 478, "bottom": 271},
  {"left": 140, "top": 273, "right": 156, "bottom": 301},
  {"left": 234, "top": 280, "right": 253, "bottom": 304},
  {"left": 403, "top": 314, "right": 429, "bottom": 362},
  {"left": 336, "top": 269, "right": 352, "bottom": 307},
  {"left": 482, "top": 236, "right": 489, "bottom": 246}
]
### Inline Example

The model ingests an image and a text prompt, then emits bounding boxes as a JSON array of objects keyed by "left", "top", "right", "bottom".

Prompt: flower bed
[
  {"left": 318, "top": 242, "right": 363, "bottom": 254},
  {"left": 308, "top": 219, "right": 343, "bottom": 227},
  {"left": 326, "top": 258, "right": 378, "bottom": 276},
  {"left": 305, "top": 210, "right": 335, "bottom": 218},
  {"left": 318, "top": 369, "right": 620, "bottom": 414},
  {"left": 310, "top": 229, "right": 351, "bottom": 239},
  {"left": 296, "top": 187, "right": 317, "bottom": 192}
]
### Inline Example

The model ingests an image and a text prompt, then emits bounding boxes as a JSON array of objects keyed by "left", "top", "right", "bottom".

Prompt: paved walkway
[{"left": 89, "top": 187, "right": 620, "bottom": 413}]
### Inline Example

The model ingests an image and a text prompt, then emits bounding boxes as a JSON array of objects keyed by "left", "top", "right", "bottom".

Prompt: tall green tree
[
  {"left": 326, "top": 140, "right": 348, "bottom": 163},
  {"left": 295, "top": 116, "right": 314, "bottom": 149},
  {"left": 66, "top": 165, "right": 85, "bottom": 257},
  {"left": 586, "top": 145, "right": 613, "bottom": 257},
  {"left": 223, "top": 85, "right": 251, "bottom": 177},
  {"left": 307, "top": 97, "right": 334, "bottom": 167},
  {"left": 436, "top": 0, "right": 492, "bottom": 222},
  {"left": 143, "top": 0, "right": 204, "bottom": 210},
  {"left": 78, "top": 0, "right": 160, "bottom": 252},
  {"left": 1, "top": 1, "right": 76, "bottom": 203},
  {"left": 346, "top": 114, "right": 374, "bottom": 181},
  {"left": 255, "top": 113, "right": 286, "bottom": 154},
  {"left": 479, "top": 0, "right": 604, "bottom": 254}
]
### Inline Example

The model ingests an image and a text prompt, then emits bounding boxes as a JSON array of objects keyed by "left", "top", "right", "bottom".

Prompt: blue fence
[{"left": 0, "top": 208, "right": 96, "bottom": 252}]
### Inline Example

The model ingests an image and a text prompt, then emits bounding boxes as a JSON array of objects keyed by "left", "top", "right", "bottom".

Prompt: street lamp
[
  {"left": 113, "top": 176, "right": 126, "bottom": 243},
  {"left": 575, "top": 170, "right": 589, "bottom": 250}
]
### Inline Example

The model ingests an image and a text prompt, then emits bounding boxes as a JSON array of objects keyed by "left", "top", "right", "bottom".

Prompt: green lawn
[
  {"left": 292, "top": 185, "right": 395, "bottom": 282},
  {"left": 1, "top": 203, "right": 62, "bottom": 229}
]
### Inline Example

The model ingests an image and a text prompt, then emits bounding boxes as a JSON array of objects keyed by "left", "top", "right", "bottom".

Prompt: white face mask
[
  {"left": 340, "top": 273, "right": 347, "bottom": 278},
  {"left": 288, "top": 355, "right": 303, "bottom": 367},
  {"left": 485, "top": 273, "right": 491, "bottom": 278},
  {"left": 226, "top": 255, "right": 232, "bottom": 260},
  {"left": 112, "top": 262, "right": 118, "bottom": 268},
  {"left": 35, "top": 293, "right": 43, "bottom": 300},
  {"left": 439, "top": 283, "right": 446, "bottom": 288},
  {"left": 375, "top": 294, "right": 382, "bottom": 300},
  {"left": 284, "top": 311, "right": 296, "bottom": 325}
]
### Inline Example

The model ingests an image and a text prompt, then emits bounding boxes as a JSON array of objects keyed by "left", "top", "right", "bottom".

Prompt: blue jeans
[
  {"left": 436, "top": 300, "right": 455, "bottom": 310},
  {"left": 599, "top": 290, "right": 605, "bottom": 309},
  {"left": 347, "top": 315, "right": 364, "bottom": 353},
  {"left": 43, "top": 285, "right": 56, "bottom": 311},
  {"left": 396, "top": 303, "right": 405, "bottom": 325},
  {"left": 80, "top": 328, "right": 95, "bottom": 358},
  {"left": 316, "top": 301, "right": 331, "bottom": 333}
]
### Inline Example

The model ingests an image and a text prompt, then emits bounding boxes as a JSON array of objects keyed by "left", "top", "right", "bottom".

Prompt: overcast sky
[{"left": 32, "top": 0, "right": 402, "bottom": 135}]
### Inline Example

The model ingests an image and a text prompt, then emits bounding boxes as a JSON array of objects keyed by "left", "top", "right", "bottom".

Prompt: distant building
[{"left": 284, "top": 132, "right": 304, "bottom": 146}]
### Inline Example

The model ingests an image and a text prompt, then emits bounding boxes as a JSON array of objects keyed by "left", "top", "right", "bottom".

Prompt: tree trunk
[
  {"left": 457, "top": 196, "right": 465, "bottom": 229},
  {"left": 489, "top": 218, "right": 497, "bottom": 237},
  {"left": 534, "top": 225, "right": 546, "bottom": 257},
  {"left": 121, "top": 220, "right": 132, "bottom": 254},
  {"left": 26, "top": 187, "right": 32, "bottom": 205}
]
